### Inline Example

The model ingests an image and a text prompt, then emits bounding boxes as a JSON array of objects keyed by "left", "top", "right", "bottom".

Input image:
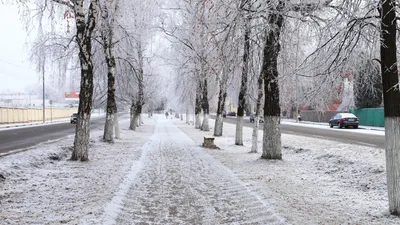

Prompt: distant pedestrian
[{"left": 165, "top": 112, "right": 169, "bottom": 119}]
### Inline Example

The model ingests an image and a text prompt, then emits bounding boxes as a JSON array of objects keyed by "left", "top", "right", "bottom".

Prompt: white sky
[{"left": 0, "top": 4, "right": 39, "bottom": 93}]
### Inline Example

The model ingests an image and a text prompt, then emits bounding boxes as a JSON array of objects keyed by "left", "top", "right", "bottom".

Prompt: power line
[{"left": 0, "top": 58, "right": 36, "bottom": 72}]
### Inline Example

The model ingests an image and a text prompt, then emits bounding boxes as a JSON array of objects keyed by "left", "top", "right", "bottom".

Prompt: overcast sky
[{"left": 0, "top": 4, "right": 39, "bottom": 93}]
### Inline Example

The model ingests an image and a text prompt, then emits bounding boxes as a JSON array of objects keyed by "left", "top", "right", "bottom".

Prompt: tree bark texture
[
  {"left": 136, "top": 41, "right": 145, "bottom": 129},
  {"left": 214, "top": 76, "right": 227, "bottom": 136},
  {"left": 201, "top": 79, "right": 210, "bottom": 131},
  {"left": 71, "top": 0, "right": 99, "bottom": 161},
  {"left": 250, "top": 70, "right": 264, "bottom": 153},
  {"left": 101, "top": 3, "right": 117, "bottom": 143},
  {"left": 195, "top": 82, "right": 202, "bottom": 129},
  {"left": 235, "top": 0, "right": 251, "bottom": 145},
  {"left": 129, "top": 102, "right": 136, "bottom": 130},
  {"left": 380, "top": 0, "right": 400, "bottom": 215},
  {"left": 261, "top": 1, "right": 284, "bottom": 160}
]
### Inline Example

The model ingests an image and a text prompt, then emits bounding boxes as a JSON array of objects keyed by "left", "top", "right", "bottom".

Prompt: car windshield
[
  {"left": 340, "top": 113, "right": 357, "bottom": 118},
  {"left": 72, "top": 113, "right": 78, "bottom": 117}
]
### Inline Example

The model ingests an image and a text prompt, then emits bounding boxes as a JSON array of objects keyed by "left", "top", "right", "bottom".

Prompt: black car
[
  {"left": 227, "top": 111, "right": 236, "bottom": 116},
  {"left": 250, "top": 114, "right": 264, "bottom": 123},
  {"left": 329, "top": 113, "right": 359, "bottom": 129},
  {"left": 70, "top": 113, "right": 78, "bottom": 124}
]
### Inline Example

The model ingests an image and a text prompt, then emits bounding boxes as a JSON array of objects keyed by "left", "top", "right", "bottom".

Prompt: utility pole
[{"left": 42, "top": 63, "right": 45, "bottom": 124}]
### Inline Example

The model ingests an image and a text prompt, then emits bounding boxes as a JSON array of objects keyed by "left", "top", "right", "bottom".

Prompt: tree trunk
[
  {"left": 139, "top": 113, "right": 144, "bottom": 124},
  {"left": 136, "top": 41, "right": 145, "bottom": 128},
  {"left": 380, "top": 0, "right": 400, "bottom": 215},
  {"left": 201, "top": 79, "right": 210, "bottom": 131},
  {"left": 250, "top": 70, "right": 264, "bottom": 153},
  {"left": 132, "top": 104, "right": 142, "bottom": 131},
  {"left": 195, "top": 82, "right": 202, "bottom": 129},
  {"left": 214, "top": 83, "right": 227, "bottom": 136},
  {"left": 101, "top": 3, "right": 117, "bottom": 143},
  {"left": 214, "top": 62, "right": 228, "bottom": 137},
  {"left": 186, "top": 109, "right": 190, "bottom": 124},
  {"left": 261, "top": 1, "right": 284, "bottom": 160},
  {"left": 102, "top": 51, "right": 116, "bottom": 142},
  {"left": 235, "top": 0, "right": 251, "bottom": 146},
  {"left": 71, "top": 0, "right": 99, "bottom": 161},
  {"left": 129, "top": 103, "right": 136, "bottom": 130},
  {"left": 114, "top": 109, "right": 120, "bottom": 139}
]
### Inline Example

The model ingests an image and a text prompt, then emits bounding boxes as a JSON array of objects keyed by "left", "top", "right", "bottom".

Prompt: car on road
[
  {"left": 70, "top": 113, "right": 78, "bottom": 124},
  {"left": 329, "top": 113, "right": 359, "bottom": 129},
  {"left": 250, "top": 114, "right": 264, "bottom": 123},
  {"left": 227, "top": 111, "right": 236, "bottom": 116}
]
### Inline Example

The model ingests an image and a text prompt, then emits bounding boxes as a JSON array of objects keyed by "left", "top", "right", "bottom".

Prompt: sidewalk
[{"left": 103, "top": 118, "right": 287, "bottom": 224}]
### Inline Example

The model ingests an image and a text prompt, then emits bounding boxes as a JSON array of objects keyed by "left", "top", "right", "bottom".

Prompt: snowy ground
[
  {"left": 178, "top": 118, "right": 398, "bottom": 225},
  {"left": 0, "top": 114, "right": 398, "bottom": 224},
  {"left": 0, "top": 115, "right": 151, "bottom": 224}
]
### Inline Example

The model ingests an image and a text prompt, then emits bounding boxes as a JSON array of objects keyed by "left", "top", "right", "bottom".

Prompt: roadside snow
[
  {"left": 0, "top": 115, "right": 154, "bottom": 225},
  {"left": 177, "top": 118, "right": 400, "bottom": 225}
]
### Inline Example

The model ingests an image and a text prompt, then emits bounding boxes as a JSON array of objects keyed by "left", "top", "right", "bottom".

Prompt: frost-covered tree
[
  {"left": 353, "top": 60, "right": 382, "bottom": 109},
  {"left": 379, "top": 0, "right": 400, "bottom": 215},
  {"left": 21, "top": 0, "right": 101, "bottom": 161}
]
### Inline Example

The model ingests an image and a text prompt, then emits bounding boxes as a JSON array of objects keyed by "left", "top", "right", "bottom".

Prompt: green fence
[{"left": 350, "top": 108, "right": 384, "bottom": 127}]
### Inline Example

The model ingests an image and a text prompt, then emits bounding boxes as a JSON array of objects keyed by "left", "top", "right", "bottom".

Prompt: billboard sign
[{"left": 64, "top": 92, "right": 79, "bottom": 101}]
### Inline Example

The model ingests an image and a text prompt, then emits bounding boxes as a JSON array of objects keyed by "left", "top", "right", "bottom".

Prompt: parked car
[
  {"left": 227, "top": 111, "right": 236, "bottom": 116},
  {"left": 329, "top": 113, "right": 359, "bottom": 129},
  {"left": 250, "top": 114, "right": 264, "bottom": 123},
  {"left": 222, "top": 111, "right": 227, "bottom": 118},
  {"left": 70, "top": 113, "right": 78, "bottom": 124}
]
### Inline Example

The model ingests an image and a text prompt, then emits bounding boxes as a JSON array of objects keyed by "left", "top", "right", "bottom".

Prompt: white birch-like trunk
[
  {"left": 186, "top": 109, "right": 190, "bottom": 124},
  {"left": 235, "top": 116, "right": 244, "bottom": 145},
  {"left": 261, "top": 116, "right": 282, "bottom": 159},
  {"left": 195, "top": 113, "right": 201, "bottom": 129},
  {"left": 214, "top": 114, "right": 224, "bottom": 136},
  {"left": 201, "top": 113, "right": 210, "bottom": 131},
  {"left": 72, "top": 112, "right": 91, "bottom": 161},
  {"left": 103, "top": 112, "right": 114, "bottom": 142},
  {"left": 250, "top": 117, "right": 260, "bottom": 153},
  {"left": 139, "top": 113, "right": 143, "bottom": 125},
  {"left": 132, "top": 114, "right": 140, "bottom": 131},
  {"left": 70, "top": 0, "right": 98, "bottom": 161},
  {"left": 385, "top": 117, "right": 400, "bottom": 213},
  {"left": 114, "top": 112, "right": 120, "bottom": 139}
]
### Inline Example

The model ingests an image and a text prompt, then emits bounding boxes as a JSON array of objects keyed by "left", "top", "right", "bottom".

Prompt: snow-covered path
[{"left": 107, "top": 118, "right": 286, "bottom": 224}]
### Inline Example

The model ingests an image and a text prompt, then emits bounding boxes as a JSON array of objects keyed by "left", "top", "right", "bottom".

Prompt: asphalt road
[
  {"left": 219, "top": 116, "right": 385, "bottom": 149},
  {"left": 0, "top": 116, "right": 106, "bottom": 155}
]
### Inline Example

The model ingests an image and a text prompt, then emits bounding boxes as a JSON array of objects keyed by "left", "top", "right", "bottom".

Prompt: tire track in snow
[{"left": 112, "top": 119, "right": 288, "bottom": 224}]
